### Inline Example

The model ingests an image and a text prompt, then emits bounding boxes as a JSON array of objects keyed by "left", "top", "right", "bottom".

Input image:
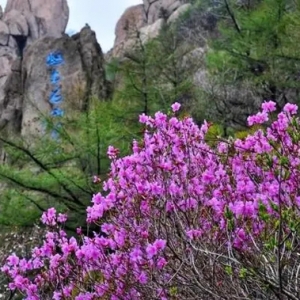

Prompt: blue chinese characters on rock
[{"left": 46, "top": 51, "right": 65, "bottom": 139}]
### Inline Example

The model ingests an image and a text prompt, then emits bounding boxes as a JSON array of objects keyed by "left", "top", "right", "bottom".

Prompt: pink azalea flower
[
  {"left": 171, "top": 102, "right": 181, "bottom": 112},
  {"left": 261, "top": 100, "right": 276, "bottom": 113},
  {"left": 283, "top": 103, "right": 298, "bottom": 115}
]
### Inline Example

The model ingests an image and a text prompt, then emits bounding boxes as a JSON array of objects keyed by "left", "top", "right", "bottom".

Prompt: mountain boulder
[
  {"left": 3, "top": 9, "right": 29, "bottom": 36},
  {"left": 0, "top": 20, "right": 9, "bottom": 46},
  {"left": 113, "top": 4, "right": 147, "bottom": 56},
  {"left": 0, "top": 0, "right": 100, "bottom": 137},
  {"left": 139, "top": 18, "right": 165, "bottom": 44},
  {"left": 112, "top": 0, "right": 191, "bottom": 56},
  {"left": 144, "top": 0, "right": 183, "bottom": 24},
  {"left": 20, "top": 26, "right": 110, "bottom": 137}
]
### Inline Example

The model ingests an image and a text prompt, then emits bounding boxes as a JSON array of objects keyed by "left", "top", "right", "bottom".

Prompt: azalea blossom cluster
[{"left": 2, "top": 101, "right": 300, "bottom": 299}]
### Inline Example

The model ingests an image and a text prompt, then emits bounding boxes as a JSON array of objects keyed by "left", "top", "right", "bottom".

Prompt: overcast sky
[{"left": 0, "top": 0, "right": 143, "bottom": 52}]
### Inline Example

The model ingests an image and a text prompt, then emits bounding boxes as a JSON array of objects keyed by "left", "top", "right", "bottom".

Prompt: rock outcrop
[
  {"left": 0, "top": 0, "right": 109, "bottom": 137},
  {"left": 167, "top": 3, "right": 191, "bottom": 24},
  {"left": 144, "top": 0, "right": 183, "bottom": 24},
  {"left": 4, "top": 0, "right": 69, "bottom": 39},
  {"left": 112, "top": 0, "right": 192, "bottom": 56},
  {"left": 139, "top": 18, "right": 165, "bottom": 44},
  {"left": 3, "top": 10, "right": 29, "bottom": 36},
  {"left": 21, "top": 26, "right": 109, "bottom": 136},
  {"left": 113, "top": 4, "right": 147, "bottom": 57},
  {"left": 0, "top": 20, "right": 9, "bottom": 46}
]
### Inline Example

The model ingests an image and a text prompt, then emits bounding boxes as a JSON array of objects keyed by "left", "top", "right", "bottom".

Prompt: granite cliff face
[
  {"left": 21, "top": 25, "right": 110, "bottom": 137},
  {"left": 112, "top": 4, "right": 147, "bottom": 57},
  {"left": 112, "top": 0, "right": 191, "bottom": 56},
  {"left": 4, "top": 0, "right": 69, "bottom": 40},
  {"left": 0, "top": 0, "right": 109, "bottom": 137}
]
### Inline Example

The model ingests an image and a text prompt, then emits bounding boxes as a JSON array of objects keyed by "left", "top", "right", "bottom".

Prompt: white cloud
[{"left": 0, "top": 0, "right": 143, "bottom": 52}]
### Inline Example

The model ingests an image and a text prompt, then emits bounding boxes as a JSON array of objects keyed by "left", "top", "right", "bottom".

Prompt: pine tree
[
  {"left": 0, "top": 99, "right": 140, "bottom": 232},
  {"left": 207, "top": 0, "right": 300, "bottom": 108}
]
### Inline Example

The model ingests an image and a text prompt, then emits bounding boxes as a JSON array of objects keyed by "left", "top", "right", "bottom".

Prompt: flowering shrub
[{"left": 2, "top": 101, "right": 300, "bottom": 299}]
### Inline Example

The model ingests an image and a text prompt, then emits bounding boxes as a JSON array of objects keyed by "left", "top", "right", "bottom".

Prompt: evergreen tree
[
  {"left": 207, "top": 0, "right": 300, "bottom": 108},
  {"left": 0, "top": 98, "right": 141, "bottom": 232},
  {"left": 111, "top": 22, "right": 201, "bottom": 121}
]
